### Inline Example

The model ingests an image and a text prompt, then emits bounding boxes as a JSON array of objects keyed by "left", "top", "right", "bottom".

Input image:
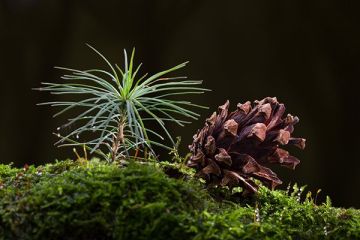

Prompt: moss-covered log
[{"left": 0, "top": 159, "right": 359, "bottom": 240}]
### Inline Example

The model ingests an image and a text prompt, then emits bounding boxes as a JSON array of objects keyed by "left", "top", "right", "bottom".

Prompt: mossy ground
[{"left": 0, "top": 159, "right": 359, "bottom": 240}]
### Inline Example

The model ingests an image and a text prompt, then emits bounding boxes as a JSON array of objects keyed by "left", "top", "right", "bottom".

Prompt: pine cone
[{"left": 187, "top": 97, "right": 305, "bottom": 193}]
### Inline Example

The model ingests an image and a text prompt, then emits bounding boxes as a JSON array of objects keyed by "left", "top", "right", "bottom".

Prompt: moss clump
[
  {"left": 0, "top": 159, "right": 359, "bottom": 240},
  {"left": 194, "top": 187, "right": 360, "bottom": 240},
  {"left": 0, "top": 159, "right": 208, "bottom": 240}
]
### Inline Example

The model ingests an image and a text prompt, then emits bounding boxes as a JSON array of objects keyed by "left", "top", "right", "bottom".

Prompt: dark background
[{"left": 1, "top": 0, "right": 359, "bottom": 208}]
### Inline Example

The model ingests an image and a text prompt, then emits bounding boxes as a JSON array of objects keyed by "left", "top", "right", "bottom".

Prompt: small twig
[
  {"left": 111, "top": 115, "right": 126, "bottom": 162},
  {"left": 134, "top": 148, "right": 140, "bottom": 159}
]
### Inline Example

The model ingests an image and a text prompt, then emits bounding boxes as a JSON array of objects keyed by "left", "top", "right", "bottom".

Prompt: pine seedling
[{"left": 37, "top": 45, "right": 209, "bottom": 162}]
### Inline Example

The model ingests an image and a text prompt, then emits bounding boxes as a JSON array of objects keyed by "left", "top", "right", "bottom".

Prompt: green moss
[
  {"left": 193, "top": 187, "right": 360, "bottom": 240},
  {"left": 0, "top": 159, "right": 359, "bottom": 240}
]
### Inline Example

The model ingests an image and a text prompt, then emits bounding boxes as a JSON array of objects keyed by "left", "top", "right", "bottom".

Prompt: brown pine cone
[{"left": 187, "top": 97, "right": 306, "bottom": 193}]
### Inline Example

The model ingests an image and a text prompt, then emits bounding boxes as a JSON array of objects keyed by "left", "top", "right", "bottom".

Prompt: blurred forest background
[{"left": 0, "top": 0, "right": 359, "bottom": 208}]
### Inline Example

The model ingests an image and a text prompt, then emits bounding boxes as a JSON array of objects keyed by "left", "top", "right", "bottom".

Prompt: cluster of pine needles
[{"left": 37, "top": 45, "right": 209, "bottom": 162}]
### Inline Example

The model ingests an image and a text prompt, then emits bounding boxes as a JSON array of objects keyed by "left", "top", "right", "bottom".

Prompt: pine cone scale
[{"left": 214, "top": 148, "right": 232, "bottom": 166}]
